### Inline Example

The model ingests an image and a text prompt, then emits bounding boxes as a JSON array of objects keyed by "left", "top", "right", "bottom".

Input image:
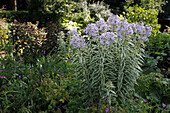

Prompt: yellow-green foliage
[
  {"left": 124, "top": 5, "right": 161, "bottom": 35},
  {"left": 0, "top": 19, "right": 9, "bottom": 40},
  {"left": 125, "top": 0, "right": 166, "bottom": 13},
  {"left": 0, "top": 19, "right": 11, "bottom": 48}
]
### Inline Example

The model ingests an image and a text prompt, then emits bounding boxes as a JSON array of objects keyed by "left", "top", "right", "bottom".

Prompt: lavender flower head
[
  {"left": 108, "top": 13, "right": 152, "bottom": 42},
  {"left": 84, "top": 23, "right": 99, "bottom": 37},
  {"left": 68, "top": 30, "right": 79, "bottom": 36},
  {"left": 100, "top": 32, "right": 116, "bottom": 45},
  {"left": 145, "top": 25, "right": 152, "bottom": 37},
  {"left": 69, "top": 13, "right": 152, "bottom": 48},
  {"left": 96, "top": 19, "right": 108, "bottom": 32},
  {"left": 70, "top": 34, "right": 86, "bottom": 49},
  {"left": 108, "top": 14, "right": 119, "bottom": 27}
]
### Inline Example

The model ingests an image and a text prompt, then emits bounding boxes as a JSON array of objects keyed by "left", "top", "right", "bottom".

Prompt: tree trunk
[{"left": 14, "top": 0, "right": 17, "bottom": 11}]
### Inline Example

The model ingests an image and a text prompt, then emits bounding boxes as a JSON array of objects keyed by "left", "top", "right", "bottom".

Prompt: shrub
[
  {"left": 7, "top": 21, "right": 47, "bottom": 64},
  {"left": 61, "top": 0, "right": 93, "bottom": 31},
  {"left": 61, "top": 0, "right": 112, "bottom": 33},
  {"left": 124, "top": 4, "right": 161, "bottom": 35},
  {"left": 68, "top": 14, "right": 152, "bottom": 108},
  {"left": 0, "top": 18, "right": 10, "bottom": 46},
  {"left": 42, "top": 21, "right": 62, "bottom": 56},
  {"left": 27, "top": 0, "right": 69, "bottom": 27},
  {"left": 143, "top": 32, "right": 170, "bottom": 75},
  {"left": 88, "top": 1, "right": 111, "bottom": 20},
  {"left": 126, "top": 0, "right": 166, "bottom": 13},
  {"left": 6, "top": 20, "right": 72, "bottom": 65},
  {"left": 0, "top": 10, "right": 29, "bottom": 22},
  {"left": 135, "top": 72, "right": 170, "bottom": 106},
  {"left": 88, "top": 0, "right": 129, "bottom": 15},
  {"left": 114, "top": 97, "right": 170, "bottom": 113}
]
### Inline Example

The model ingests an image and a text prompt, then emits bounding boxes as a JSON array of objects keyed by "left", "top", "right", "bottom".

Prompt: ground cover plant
[{"left": 0, "top": 39, "right": 80, "bottom": 112}]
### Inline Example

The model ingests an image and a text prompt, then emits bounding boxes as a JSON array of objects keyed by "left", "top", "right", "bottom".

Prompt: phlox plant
[{"left": 68, "top": 13, "right": 152, "bottom": 108}]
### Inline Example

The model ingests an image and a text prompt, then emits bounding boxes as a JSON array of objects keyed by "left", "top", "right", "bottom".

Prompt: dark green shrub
[
  {"left": 0, "top": 31, "right": 81, "bottom": 112},
  {"left": 42, "top": 21, "right": 62, "bottom": 56},
  {"left": 143, "top": 32, "right": 170, "bottom": 75},
  {"left": 27, "top": 0, "right": 69, "bottom": 27},
  {"left": 135, "top": 73, "right": 170, "bottom": 106},
  {"left": 0, "top": 10, "right": 29, "bottom": 22},
  {"left": 113, "top": 97, "right": 169, "bottom": 113}
]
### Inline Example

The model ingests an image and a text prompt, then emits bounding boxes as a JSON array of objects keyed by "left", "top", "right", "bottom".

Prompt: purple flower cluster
[
  {"left": 96, "top": 19, "right": 108, "bottom": 32},
  {"left": 2, "top": 85, "right": 5, "bottom": 88},
  {"left": 68, "top": 30, "right": 79, "bottom": 36},
  {"left": 108, "top": 14, "right": 152, "bottom": 42},
  {"left": 108, "top": 14, "right": 120, "bottom": 30},
  {"left": 70, "top": 34, "right": 86, "bottom": 49},
  {"left": 68, "top": 13, "right": 152, "bottom": 48},
  {"left": 1, "top": 76, "right": 6, "bottom": 79},
  {"left": 100, "top": 32, "right": 116, "bottom": 45},
  {"left": 84, "top": 23, "right": 99, "bottom": 37}
]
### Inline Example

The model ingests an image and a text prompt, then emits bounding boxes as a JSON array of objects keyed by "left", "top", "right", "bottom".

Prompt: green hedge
[{"left": 0, "top": 10, "right": 29, "bottom": 22}]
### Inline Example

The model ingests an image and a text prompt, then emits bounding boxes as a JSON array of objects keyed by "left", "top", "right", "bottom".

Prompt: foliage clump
[{"left": 124, "top": 4, "right": 161, "bottom": 35}]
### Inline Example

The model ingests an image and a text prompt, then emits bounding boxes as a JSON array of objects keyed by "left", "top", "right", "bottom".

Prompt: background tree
[{"left": 14, "top": 0, "right": 17, "bottom": 11}]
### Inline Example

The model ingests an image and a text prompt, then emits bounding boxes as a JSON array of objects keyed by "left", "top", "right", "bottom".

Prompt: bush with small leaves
[
  {"left": 7, "top": 21, "right": 47, "bottom": 64},
  {"left": 124, "top": 4, "right": 161, "bottom": 35}
]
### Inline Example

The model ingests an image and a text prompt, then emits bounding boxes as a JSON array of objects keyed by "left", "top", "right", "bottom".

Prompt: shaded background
[{"left": 0, "top": 0, "right": 170, "bottom": 31}]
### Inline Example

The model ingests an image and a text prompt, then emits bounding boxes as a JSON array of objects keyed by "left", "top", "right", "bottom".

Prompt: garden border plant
[{"left": 68, "top": 13, "right": 152, "bottom": 110}]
